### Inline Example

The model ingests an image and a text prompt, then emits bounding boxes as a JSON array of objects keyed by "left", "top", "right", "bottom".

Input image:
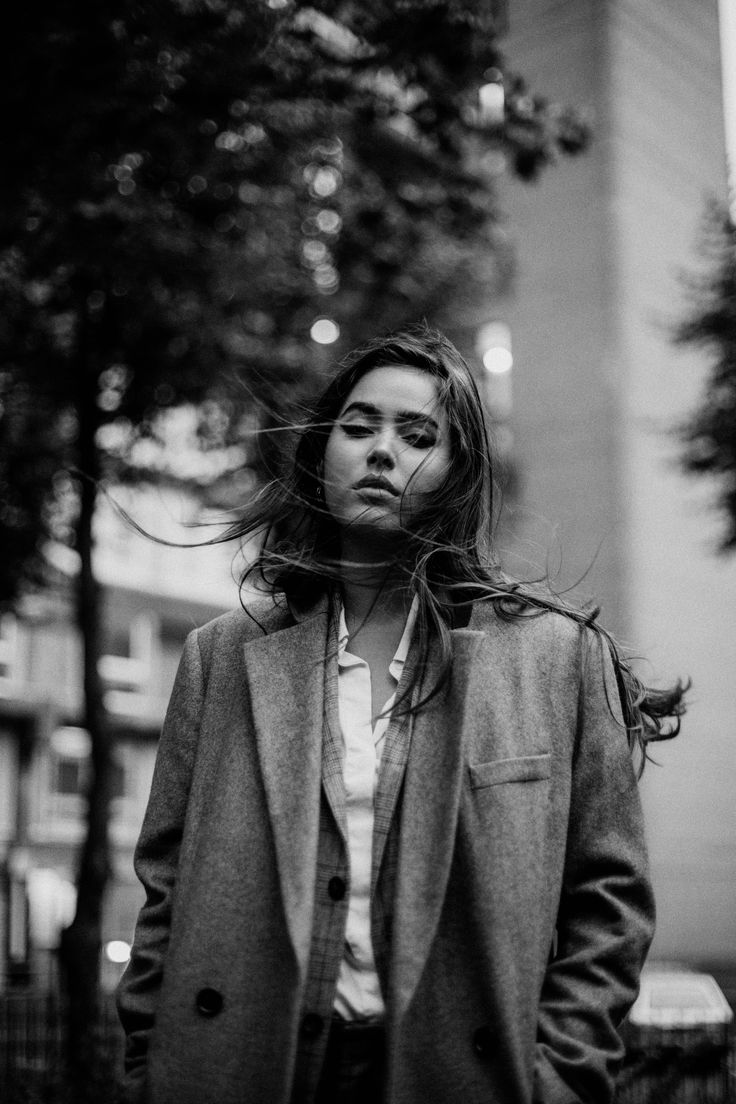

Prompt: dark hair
[{"left": 230, "top": 322, "right": 686, "bottom": 768}]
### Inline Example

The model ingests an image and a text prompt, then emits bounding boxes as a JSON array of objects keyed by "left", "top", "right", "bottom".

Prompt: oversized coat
[{"left": 116, "top": 592, "right": 654, "bottom": 1104}]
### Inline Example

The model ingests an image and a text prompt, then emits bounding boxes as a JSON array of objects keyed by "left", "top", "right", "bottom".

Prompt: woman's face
[{"left": 322, "top": 365, "right": 451, "bottom": 547}]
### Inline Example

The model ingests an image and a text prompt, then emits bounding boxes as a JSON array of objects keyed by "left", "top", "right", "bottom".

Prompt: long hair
[{"left": 228, "top": 322, "right": 686, "bottom": 769}]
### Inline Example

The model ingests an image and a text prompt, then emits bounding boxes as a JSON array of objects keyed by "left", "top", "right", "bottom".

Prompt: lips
[{"left": 353, "top": 475, "right": 399, "bottom": 496}]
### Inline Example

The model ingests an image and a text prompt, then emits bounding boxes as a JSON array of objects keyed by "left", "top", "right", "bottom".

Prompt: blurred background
[{"left": 1, "top": 0, "right": 735, "bottom": 1098}]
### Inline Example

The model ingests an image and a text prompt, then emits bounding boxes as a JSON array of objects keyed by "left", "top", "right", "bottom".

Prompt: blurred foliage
[
  {"left": 676, "top": 202, "right": 736, "bottom": 552},
  {"left": 0, "top": 0, "right": 591, "bottom": 603}
]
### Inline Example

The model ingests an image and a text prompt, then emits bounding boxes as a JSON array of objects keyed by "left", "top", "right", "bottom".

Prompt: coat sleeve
[
  {"left": 533, "top": 631, "right": 655, "bottom": 1104},
  {"left": 116, "top": 630, "right": 206, "bottom": 1102}
]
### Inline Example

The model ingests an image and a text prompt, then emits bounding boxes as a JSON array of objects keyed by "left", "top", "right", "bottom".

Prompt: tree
[
  {"left": 676, "top": 202, "right": 736, "bottom": 552},
  {"left": 0, "top": 0, "right": 590, "bottom": 1089}
]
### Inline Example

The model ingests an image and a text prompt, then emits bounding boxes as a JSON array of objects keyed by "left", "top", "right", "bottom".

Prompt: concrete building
[
  {"left": 0, "top": 490, "right": 238, "bottom": 990},
  {"left": 491, "top": 0, "right": 736, "bottom": 965}
]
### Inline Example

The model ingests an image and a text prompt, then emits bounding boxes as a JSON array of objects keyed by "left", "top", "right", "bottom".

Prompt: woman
[{"left": 117, "top": 325, "right": 685, "bottom": 1104}]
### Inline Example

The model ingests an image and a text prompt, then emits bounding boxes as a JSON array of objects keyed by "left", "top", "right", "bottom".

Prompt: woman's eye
[
  {"left": 341, "top": 422, "right": 373, "bottom": 437},
  {"left": 402, "top": 430, "right": 435, "bottom": 449}
]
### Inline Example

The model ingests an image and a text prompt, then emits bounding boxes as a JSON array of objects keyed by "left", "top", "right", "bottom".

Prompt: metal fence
[
  {"left": 0, "top": 989, "right": 124, "bottom": 1104},
  {"left": 2, "top": 988, "right": 735, "bottom": 1104},
  {"left": 615, "top": 1034, "right": 736, "bottom": 1104}
]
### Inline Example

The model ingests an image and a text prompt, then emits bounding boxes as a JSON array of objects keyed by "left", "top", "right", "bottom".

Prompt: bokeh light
[
  {"left": 105, "top": 940, "right": 131, "bottom": 964},
  {"left": 478, "top": 82, "right": 505, "bottom": 126},
  {"left": 310, "top": 318, "right": 340, "bottom": 344},
  {"left": 316, "top": 209, "right": 342, "bottom": 234},
  {"left": 482, "top": 346, "right": 513, "bottom": 374},
  {"left": 476, "top": 321, "right": 513, "bottom": 374}
]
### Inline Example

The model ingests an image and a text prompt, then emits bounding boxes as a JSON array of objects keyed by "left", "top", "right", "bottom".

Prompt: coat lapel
[
  {"left": 371, "top": 673, "right": 417, "bottom": 897},
  {"left": 242, "top": 600, "right": 330, "bottom": 975},
  {"left": 389, "top": 628, "right": 484, "bottom": 1021},
  {"left": 319, "top": 602, "right": 349, "bottom": 843}
]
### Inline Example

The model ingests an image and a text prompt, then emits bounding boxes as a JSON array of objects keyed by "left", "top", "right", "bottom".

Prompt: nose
[{"left": 367, "top": 428, "right": 396, "bottom": 469}]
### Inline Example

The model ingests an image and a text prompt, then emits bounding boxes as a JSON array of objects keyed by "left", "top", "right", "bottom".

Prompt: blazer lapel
[
  {"left": 320, "top": 606, "right": 349, "bottom": 843},
  {"left": 242, "top": 600, "right": 330, "bottom": 974},
  {"left": 370, "top": 670, "right": 417, "bottom": 897},
  {"left": 388, "top": 629, "right": 484, "bottom": 1021}
]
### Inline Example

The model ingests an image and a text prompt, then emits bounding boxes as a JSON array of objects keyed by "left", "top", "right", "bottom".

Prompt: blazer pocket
[{"left": 468, "top": 753, "right": 552, "bottom": 790}]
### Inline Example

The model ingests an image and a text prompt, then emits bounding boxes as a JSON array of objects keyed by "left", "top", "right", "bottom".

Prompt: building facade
[
  {"left": 0, "top": 492, "right": 238, "bottom": 991},
  {"left": 495, "top": 0, "right": 736, "bottom": 964}
]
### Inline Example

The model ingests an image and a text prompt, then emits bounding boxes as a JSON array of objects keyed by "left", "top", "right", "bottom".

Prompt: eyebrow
[{"left": 340, "top": 401, "right": 440, "bottom": 431}]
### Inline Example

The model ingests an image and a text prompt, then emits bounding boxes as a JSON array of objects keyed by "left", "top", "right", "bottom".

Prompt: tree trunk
[{"left": 58, "top": 342, "right": 114, "bottom": 1095}]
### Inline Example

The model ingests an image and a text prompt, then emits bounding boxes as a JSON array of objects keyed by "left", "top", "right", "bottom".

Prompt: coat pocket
[{"left": 468, "top": 752, "right": 552, "bottom": 789}]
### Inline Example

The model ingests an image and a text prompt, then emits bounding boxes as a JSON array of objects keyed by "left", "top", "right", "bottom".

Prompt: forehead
[{"left": 340, "top": 365, "right": 443, "bottom": 418}]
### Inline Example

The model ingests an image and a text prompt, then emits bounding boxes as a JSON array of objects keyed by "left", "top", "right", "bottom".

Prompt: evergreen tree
[{"left": 677, "top": 203, "right": 736, "bottom": 552}]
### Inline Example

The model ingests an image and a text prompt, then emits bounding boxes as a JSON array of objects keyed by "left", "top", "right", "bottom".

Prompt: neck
[
  {"left": 341, "top": 571, "right": 412, "bottom": 627},
  {"left": 336, "top": 539, "right": 412, "bottom": 628}
]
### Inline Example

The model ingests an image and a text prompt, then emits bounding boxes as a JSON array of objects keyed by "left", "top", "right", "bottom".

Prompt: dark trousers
[{"left": 314, "top": 1017, "right": 386, "bottom": 1104}]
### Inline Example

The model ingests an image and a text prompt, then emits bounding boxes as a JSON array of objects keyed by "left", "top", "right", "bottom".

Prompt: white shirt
[{"left": 333, "top": 597, "right": 418, "bottom": 1021}]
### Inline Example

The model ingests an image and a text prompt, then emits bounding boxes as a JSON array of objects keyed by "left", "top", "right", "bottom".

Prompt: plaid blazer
[
  {"left": 118, "top": 590, "right": 654, "bottom": 1104},
  {"left": 291, "top": 598, "right": 415, "bottom": 1102}
]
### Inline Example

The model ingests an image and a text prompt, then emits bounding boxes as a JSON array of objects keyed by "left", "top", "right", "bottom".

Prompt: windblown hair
[{"left": 226, "top": 322, "right": 686, "bottom": 771}]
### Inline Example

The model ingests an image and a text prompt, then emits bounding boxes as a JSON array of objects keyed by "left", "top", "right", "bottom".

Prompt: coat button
[
  {"left": 196, "top": 987, "right": 223, "bottom": 1017},
  {"left": 300, "top": 1013, "right": 324, "bottom": 1040},
  {"left": 472, "top": 1025, "right": 494, "bottom": 1057},
  {"left": 328, "top": 876, "right": 346, "bottom": 901}
]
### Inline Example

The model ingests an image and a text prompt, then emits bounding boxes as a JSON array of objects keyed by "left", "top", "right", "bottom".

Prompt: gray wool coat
[{"left": 116, "top": 593, "right": 654, "bottom": 1104}]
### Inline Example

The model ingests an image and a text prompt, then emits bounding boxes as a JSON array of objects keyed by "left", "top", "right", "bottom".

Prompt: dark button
[
  {"left": 328, "top": 876, "right": 346, "bottom": 901},
  {"left": 196, "top": 987, "right": 223, "bottom": 1017},
  {"left": 472, "top": 1025, "right": 494, "bottom": 1057},
  {"left": 301, "top": 1013, "right": 324, "bottom": 1040}
]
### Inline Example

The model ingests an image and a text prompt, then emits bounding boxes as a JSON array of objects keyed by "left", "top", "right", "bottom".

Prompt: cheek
[{"left": 406, "top": 450, "right": 451, "bottom": 497}]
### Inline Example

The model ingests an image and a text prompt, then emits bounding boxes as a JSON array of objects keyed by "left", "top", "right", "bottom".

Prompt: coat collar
[
  {"left": 388, "top": 628, "right": 484, "bottom": 1022},
  {"left": 241, "top": 594, "right": 331, "bottom": 975}
]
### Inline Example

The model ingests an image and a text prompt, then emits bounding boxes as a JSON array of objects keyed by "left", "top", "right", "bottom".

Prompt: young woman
[{"left": 117, "top": 325, "right": 685, "bottom": 1104}]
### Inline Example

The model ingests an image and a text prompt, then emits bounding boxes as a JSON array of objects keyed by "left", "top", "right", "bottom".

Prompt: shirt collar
[{"left": 338, "top": 595, "right": 419, "bottom": 673}]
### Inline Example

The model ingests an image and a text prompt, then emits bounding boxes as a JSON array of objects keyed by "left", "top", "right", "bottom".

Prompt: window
[
  {"left": 99, "top": 614, "right": 156, "bottom": 713},
  {"left": 109, "top": 740, "right": 157, "bottom": 846},
  {"left": 0, "top": 613, "right": 19, "bottom": 687},
  {"left": 48, "top": 727, "right": 90, "bottom": 820},
  {"left": 56, "top": 755, "right": 86, "bottom": 797},
  {"left": 47, "top": 726, "right": 125, "bottom": 822}
]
